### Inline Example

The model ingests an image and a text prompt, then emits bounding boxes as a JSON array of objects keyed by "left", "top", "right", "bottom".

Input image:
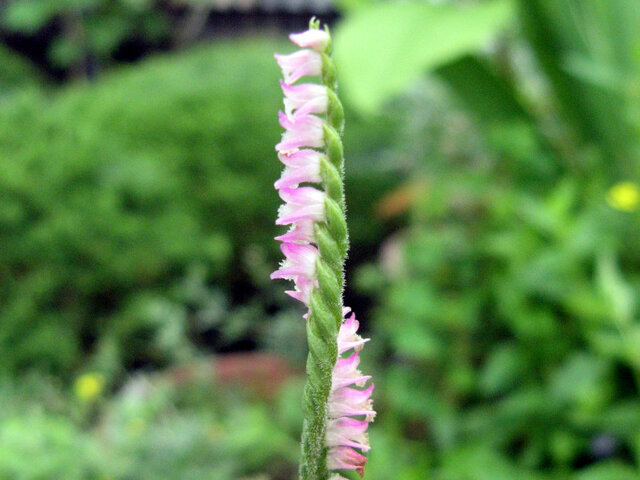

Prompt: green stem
[{"left": 299, "top": 25, "right": 348, "bottom": 480}]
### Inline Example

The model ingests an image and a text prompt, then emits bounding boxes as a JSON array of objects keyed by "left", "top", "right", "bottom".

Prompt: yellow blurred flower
[
  {"left": 607, "top": 182, "right": 640, "bottom": 212},
  {"left": 74, "top": 372, "right": 105, "bottom": 402}
]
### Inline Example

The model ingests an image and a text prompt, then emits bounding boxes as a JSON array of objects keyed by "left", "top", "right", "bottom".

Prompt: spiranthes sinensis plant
[{"left": 271, "top": 18, "right": 375, "bottom": 480}]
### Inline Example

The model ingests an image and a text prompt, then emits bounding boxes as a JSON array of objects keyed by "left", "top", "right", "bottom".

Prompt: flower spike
[
  {"left": 326, "top": 310, "right": 375, "bottom": 477},
  {"left": 272, "top": 19, "right": 374, "bottom": 480}
]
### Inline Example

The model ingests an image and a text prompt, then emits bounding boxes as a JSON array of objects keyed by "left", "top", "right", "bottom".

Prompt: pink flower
[
  {"left": 276, "top": 108, "right": 325, "bottom": 152},
  {"left": 278, "top": 149, "right": 324, "bottom": 170},
  {"left": 290, "top": 28, "right": 330, "bottom": 51},
  {"left": 275, "top": 49, "right": 322, "bottom": 85},
  {"left": 331, "top": 352, "right": 372, "bottom": 390},
  {"left": 274, "top": 164, "right": 322, "bottom": 190},
  {"left": 274, "top": 150, "right": 323, "bottom": 190},
  {"left": 329, "top": 383, "right": 375, "bottom": 419},
  {"left": 338, "top": 309, "right": 369, "bottom": 354},
  {"left": 327, "top": 446, "right": 368, "bottom": 478},
  {"left": 270, "top": 242, "right": 319, "bottom": 304},
  {"left": 281, "top": 81, "right": 328, "bottom": 117},
  {"left": 276, "top": 186, "right": 325, "bottom": 226},
  {"left": 326, "top": 309, "right": 375, "bottom": 477},
  {"left": 274, "top": 220, "right": 315, "bottom": 244},
  {"left": 326, "top": 417, "right": 371, "bottom": 451}
]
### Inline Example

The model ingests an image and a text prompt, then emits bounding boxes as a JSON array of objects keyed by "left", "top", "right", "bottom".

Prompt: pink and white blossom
[
  {"left": 281, "top": 80, "right": 328, "bottom": 117},
  {"left": 331, "top": 353, "right": 372, "bottom": 390},
  {"left": 278, "top": 149, "right": 324, "bottom": 169},
  {"left": 274, "top": 164, "right": 322, "bottom": 190},
  {"left": 276, "top": 109, "right": 325, "bottom": 152},
  {"left": 326, "top": 309, "right": 375, "bottom": 477},
  {"left": 275, "top": 149, "right": 324, "bottom": 190},
  {"left": 327, "top": 446, "right": 368, "bottom": 478},
  {"left": 326, "top": 417, "right": 371, "bottom": 451},
  {"left": 290, "top": 28, "right": 330, "bottom": 51},
  {"left": 274, "top": 49, "right": 322, "bottom": 85},
  {"left": 270, "top": 242, "right": 319, "bottom": 304},
  {"left": 337, "top": 310, "right": 369, "bottom": 354},
  {"left": 276, "top": 187, "right": 325, "bottom": 226},
  {"left": 274, "top": 220, "right": 315, "bottom": 244}
]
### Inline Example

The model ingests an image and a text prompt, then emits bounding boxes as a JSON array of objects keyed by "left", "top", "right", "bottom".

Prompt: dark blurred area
[
  {"left": 1, "top": 0, "right": 640, "bottom": 479},
  {"left": 0, "top": 0, "right": 337, "bottom": 81}
]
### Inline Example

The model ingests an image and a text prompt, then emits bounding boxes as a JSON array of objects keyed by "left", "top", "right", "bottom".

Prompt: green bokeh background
[{"left": 1, "top": 0, "right": 640, "bottom": 479}]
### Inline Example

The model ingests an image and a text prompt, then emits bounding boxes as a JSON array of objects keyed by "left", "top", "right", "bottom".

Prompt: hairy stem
[{"left": 299, "top": 29, "right": 347, "bottom": 480}]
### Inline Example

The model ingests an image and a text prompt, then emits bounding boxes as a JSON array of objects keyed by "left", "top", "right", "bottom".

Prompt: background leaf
[{"left": 334, "top": 0, "right": 515, "bottom": 112}]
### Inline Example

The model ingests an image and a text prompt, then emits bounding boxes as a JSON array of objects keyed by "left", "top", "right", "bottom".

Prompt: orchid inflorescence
[{"left": 271, "top": 19, "right": 375, "bottom": 480}]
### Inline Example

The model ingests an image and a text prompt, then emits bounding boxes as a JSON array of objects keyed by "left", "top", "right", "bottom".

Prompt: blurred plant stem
[
  {"left": 62, "top": 8, "right": 90, "bottom": 81},
  {"left": 174, "top": 4, "right": 211, "bottom": 48}
]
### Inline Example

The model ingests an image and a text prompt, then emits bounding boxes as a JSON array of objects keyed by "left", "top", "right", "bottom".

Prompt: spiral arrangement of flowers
[{"left": 271, "top": 19, "right": 375, "bottom": 480}]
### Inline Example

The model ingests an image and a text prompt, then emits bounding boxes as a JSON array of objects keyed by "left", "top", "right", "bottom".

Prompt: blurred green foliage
[
  {"left": 0, "top": 43, "right": 42, "bottom": 93},
  {"left": 0, "top": 373, "right": 303, "bottom": 480},
  {"left": 337, "top": 0, "right": 640, "bottom": 478},
  {"left": 0, "top": 37, "right": 396, "bottom": 379},
  {"left": 334, "top": 0, "right": 514, "bottom": 112},
  {"left": 0, "top": 39, "right": 280, "bottom": 376},
  {"left": 0, "top": 0, "right": 169, "bottom": 70}
]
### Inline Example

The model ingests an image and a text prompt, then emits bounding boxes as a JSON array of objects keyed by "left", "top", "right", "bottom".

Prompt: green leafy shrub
[
  {"left": 0, "top": 36, "right": 399, "bottom": 379},
  {"left": 0, "top": 39, "right": 283, "bottom": 376},
  {"left": 338, "top": 0, "right": 640, "bottom": 478},
  {"left": 0, "top": 0, "right": 169, "bottom": 70},
  {"left": 0, "top": 44, "right": 42, "bottom": 94},
  {"left": 0, "top": 372, "right": 302, "bottom": 480}
]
